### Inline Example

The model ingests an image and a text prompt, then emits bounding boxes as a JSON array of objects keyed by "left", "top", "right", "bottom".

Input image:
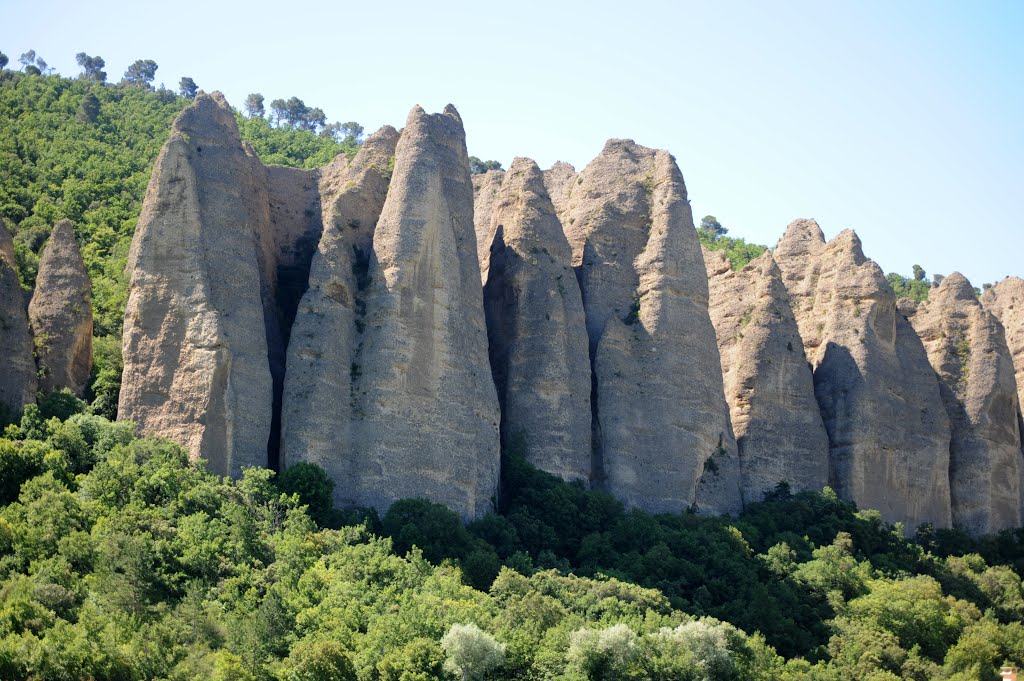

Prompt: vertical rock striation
[
  {"left": 119, "top": 92, "right": 273, "bottom": 477},
  {"left": 561, "top": 140, "right": 741, "bottom": 514},
  {"left": 542, "top": 161, "right": 577, "bottom": 221},
  {"left": 774, "top": 221, "right": 952, "bottom": 529},
  {"left": 471, "top": 169, "right": 504, "bottom": 283},
  {"left": 281, "top": 126, "right": 399, "bottom": 499},
  {"left": 704, "top": 248, "right": 829, "bottom": 501},
  {"left": 912, "top": 273, "right": 1021, "bottom": 534},
  {"left": 983, "top": 277, "right": 1024, "bottom": 419},
  {"left": 29, "top": 219, "right": 92, "bottom": 396},
  {"left": 481, "top": 157, "right": 591, "bottom": 482},
  {"left": 0, "top": 217, "right": 37, "bottom": 413},
  {"left": 350, "top": 105, "right": 500, "bottom": 520}
]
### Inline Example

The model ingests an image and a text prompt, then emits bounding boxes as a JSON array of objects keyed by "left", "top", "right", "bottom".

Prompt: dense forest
[{"left": 2, "top": 54, "right": 1022, "bottom": 680}]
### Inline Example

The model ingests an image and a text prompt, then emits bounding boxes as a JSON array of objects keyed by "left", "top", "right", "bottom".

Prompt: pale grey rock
[
  {"left": 0, "top": 217, "right": 37, "bottom": 413},
  {"left": 471, "top": 169, "right": 504, "bottom": 283},
  {"left": 775, "top": 223, "right": 952, "bottom": 530},
  {"left": 29, "top": 219, "right": 92, "bottom": 396},
  {"left": 542, "top": 161, "right": 577, "bottom": 222},
  {"left": 482, "top": 157, "right": 591, "bottom": 482},
  {"left": 913, "top": 273, "right": 1021, "bottom": 534},
  {"left": 563, "top": 140, "right": 741, "bottom": 514},
  {"left": 350, "top": 105, "right": 500, "bottom": 520},
  {"left": 281, "top": 126, "right": 399, "bottom": 499},
  {"left": 118, "top": 92, "right": 273, "bottom": 477},
  {"left": 983, "top": 278, "right": 1024, "bottom": 421},
  {"left": 704, "top": 248, "right": 829, "bottom": 502}
]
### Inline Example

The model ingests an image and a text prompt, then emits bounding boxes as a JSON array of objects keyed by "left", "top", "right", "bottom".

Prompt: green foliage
[
  {"left": 235, "top": 113, "right": 357, "bottom": 169},
  {"left": 275, "top": 462, "right": 336, "bottom": 527},
  {"left": 697, "top": 215, "right": 768, "bottom": 270},
  {"left": 887, "top": 272, "right": 932, "bottom": 302},
  {"left": 441, "top": 622, "right": 506, "bottom": 680},
  {"left": 121, "top": 59, "right": 158, "bottom": 89},
  {"left": 469, "top": 156, "right": 503, "bottom": 174}
]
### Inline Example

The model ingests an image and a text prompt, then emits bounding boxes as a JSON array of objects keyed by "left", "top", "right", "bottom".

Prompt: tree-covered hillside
[{"left": 0, "top": 400, "right": 1022, "bottom": 680}]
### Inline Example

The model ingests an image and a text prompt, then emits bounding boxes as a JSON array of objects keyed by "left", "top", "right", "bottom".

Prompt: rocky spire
[
  {"left": 775, "top": 223, "right": 952, "bottom": 530},
  {"left": 482, "top": 157, "right": 591, "bottom": 482},
  {"left": 563, "top": 139, "right": 741, "bottom": 514},
  {"left": 471, "top": 169, "right": 504, "bottom": 283},
  {"left": 0, "top": 217, "right": 37, "bottom": 413},
  {"left": 542, "top": 160, "right": 577, "bottom": 222},
  {"left": 704, "top": 249, "right": 830, "bottom": 501},
  {"left": 28, "top": 219, "right": 92, "bottom": 396},
  {"left": 349, "top": 105, "right": 501, "bottom": 520},
  {"left": 983, "top": 277, "right": 1024, "bottom": 421},
  {"left": 912, "top": 273, "right": 1022, "bottom": 534},
  {"left": 118, "top": 92, "right": 273, "bottom": 476},
  {"left": 280, "top": 126, "right": 399, "bottom": 498}
]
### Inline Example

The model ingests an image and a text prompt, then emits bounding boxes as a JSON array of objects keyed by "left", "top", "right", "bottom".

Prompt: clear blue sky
[{"left": 2, "top": 0, "right": 1021, "bottom": 286}]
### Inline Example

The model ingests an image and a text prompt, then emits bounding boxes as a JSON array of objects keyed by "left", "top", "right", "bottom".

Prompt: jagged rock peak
[
  {"left": 0, "top": 216, "right": 37, "bottom": 413},
  {"left": 29, "top": 219, "right": 92, "bottom": 396},
  {"left": 118, "top": 92, "right": 273, "bottom": 477},
  {"left": 774, "top": 218, "right": 952, "bottom": 530},
  {"left": 350, "top": 104, "right": 500, "bottom": 520},
  {"left": 542, "top": 160, "right": 577, "bottom": 221},
  {"left": 563, "top": 139, "right": 741, "bottom": 514},
  {"left": 983, "top": 277, "right": 1024, "bottom": 416},
  {"left": 704, "top": 248, "right": 830, "bottom": 502},
  {"left": 482, "top": 157, "right": 591, "bottom": 482},
  {"left": 472, "top": 169, "right": 505, "bottom": 283},
  {"left": 280, "top": 125, "right": 400, "bottom": 495},
  {"left": 912, "top": 273, "right": 1022, "bottom": 534}
]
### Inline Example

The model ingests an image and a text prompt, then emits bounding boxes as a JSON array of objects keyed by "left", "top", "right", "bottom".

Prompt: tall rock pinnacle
[
  {"left": 349, "top": 105, "right": 501, "bottom": 520},
  {"left": 775, "top": 222, "right": 952, "bottom": 530},
  {"left": 29, "top": 219, "right": 93, "bottom": 396},
  {"left": 481, "top": 157, "right": 591, "bottom": 482},
  {"left": 0, "top": 217, "right": 37, "bottom": 413},
  {"left": 118, "top": 92, "right": 274, "bottom": 476},
  {"left": 983, "top": 277, "right": 1024, "bottom": 422},
  {"left": 471, "top": 168, "right": 504, "bottom": 283},
  {"left": 561, "top": 139, "right": 741, "bottom": 514},
  {"left": 281, "top": 125, "right": 400, "bottom": 498},
  {"left": 705, "top": 249, "right": 829, "bottom": 501},
  {"left": 912, "top": 273, "right": 1022, "bottom": 534}
]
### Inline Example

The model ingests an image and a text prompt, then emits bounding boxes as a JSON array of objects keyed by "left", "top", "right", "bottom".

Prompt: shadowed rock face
[
  {"left": 481, "top": 157, "right": 591, "bottom": 482},
  {"left": 983, "top": 278, "right": 1024, "bottom": 419},
  {"left": 0, "top": 217, "right": 37, "bottom": 413},
  {"left": 561, "top": 139, "right": 741, "bottom": 515},
  {"left": 913, "top": 273, "right": 1022, "bottom": 534},
  {"left": 119, "top": 92, "right": 275, "bottom": 477},
  {"left": 29, "top": 220, "right": 92, "bottom": 396},
  {"left": 349, "top": 105, "right": 500, "bottom": 520},
  {"left": 774, "top": 222, "right": 952, "bottom": 530},
  {"left": 471, "top": 169, "right": 504, "bottom": 283},
  {"left": 542, "top": 161, "right": 577, "bottom": 221},
  {"left": 705, "top": 249, "right": 829, "bottom": 502},
  {"left": 280, "top": 126, "right": 399, "bottom": 501}
]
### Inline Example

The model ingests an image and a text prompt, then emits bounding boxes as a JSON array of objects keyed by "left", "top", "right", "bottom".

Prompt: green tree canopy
[
  {"left": 75, "top": 52, "right": 106, "bottom": 82},
  {"left": 122, "top": 59, "right": 158, "bottom": 88}
]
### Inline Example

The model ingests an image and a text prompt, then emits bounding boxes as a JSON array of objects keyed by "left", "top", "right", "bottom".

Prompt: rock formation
[
  {"left": 349, "top": 105, "right": 500, "bottom": 520},
  {"left": 542, "top": 161, "right": 577, "bottom": 220},
  {"left": 28, "top": 219, "right": 92, "bottom": 396},
  {"left": 471, "top": 169, "right": 504, "bottom": 283},
  {"left": 911, "top": 273, "right": 1021, "bottom": 534},
  {"left": 281, "top": 126, "right": 399, "bottom": 497},
  {"left": 774, "top": 221, "right": 952, "bottom": 529},
  {"left": 983, "top": 278, "right": 1024, "bottom": 419},
  {"left": 481, "top": 157, "right": 591, "bottom": 482},
  {"left": 119, "top": 92, "right": 276, "bottom": 477},
  {"left": 704, "top": 248, "right": 829, "bottom": 502},
  {"left": 560, "top": 139, "right": 741, "bottom": 514},
  {"left": 0, "top": 217, "right": 37, "bottom": 414}
]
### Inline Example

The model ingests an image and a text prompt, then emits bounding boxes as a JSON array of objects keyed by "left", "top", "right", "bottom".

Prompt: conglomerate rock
[
  {"left": 349, "top": 105, "right": 501, "bottom": 520},
  {"left": 481, "top": 157, "right": 591, "bottom": 482},
  {"left": 471, "top": 169, "right": 504, "bottom": 283},
  {"left": 704, "top": 248, "right": 829, "bottom": 502},
  {"left": 29, "top": 219, "right": 92, "bottom": 396},
  {"left": 774, "top": 221, "right": 952, "bottom": 530},
  {"left": 912, "top": 273, "right": 1022, "bottom": 534},
  {"left": 0, "top": 217, "right": 37, "bottom": 413}
]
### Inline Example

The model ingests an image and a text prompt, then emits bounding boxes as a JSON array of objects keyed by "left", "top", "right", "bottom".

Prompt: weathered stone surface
[
  {"left": 119, "top": 92, "right": 272, "bottom": 477},
  {"left": 28, "top": 220, "right": 92, "bottom": 396},
  {"left": 562, "top": 139, "right": 741, "bottom": 514},
  {"left": 542, "top": 161, "right": 577, "bottom": 221},
  {"left": 0, "top": 217, "right": 37, "bottom": 413},
  {"left": 704, "top": 248, "right": 829, "bottom": 501},
  {"left": 482, "top": 157, "right": 591, "bottom": 482},
  {"left": 912, "top": 273, "right": 1022, "bottom": 534},
  {"left": 281, "top": 126, "right": 399, "bottom": 498},
  {"left": 350, "top": 105, "right": 500, "bottom": 520},
  {"left": 983, "top": 277, "right": 1024, "bottom": 421},
  {"left": 471, "top": 169, "right": 504, "bottom": 283},
  {"left": 774, "top": 223, "right": 952, "bottom": 529}
]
